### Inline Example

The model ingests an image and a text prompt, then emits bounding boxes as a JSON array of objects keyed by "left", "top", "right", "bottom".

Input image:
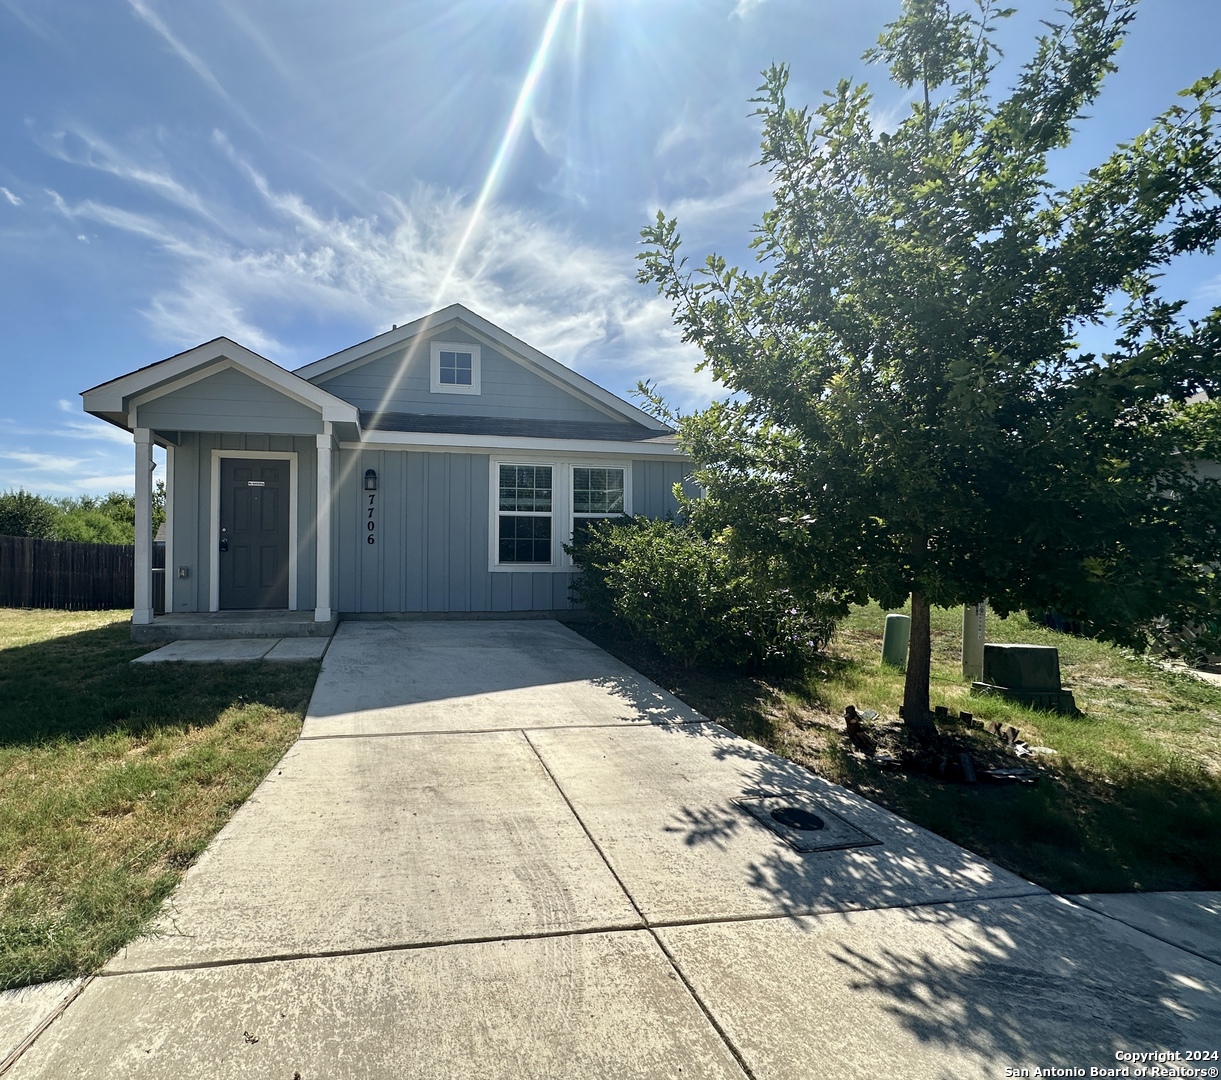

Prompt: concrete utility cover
[
  {"left": 735, "top": 793, "right": 881, "bottom": 853},
  {"left": 527, "top": 723, "right": 1042, "bottom": 924}
]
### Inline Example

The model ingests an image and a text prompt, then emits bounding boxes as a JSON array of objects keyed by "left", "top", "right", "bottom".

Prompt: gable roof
[
  {"left": 293, "top": 303, "right": 670, "bottom": 432},
  {"left": 82, "top": 337, "right": 360, "bottom": 434}
]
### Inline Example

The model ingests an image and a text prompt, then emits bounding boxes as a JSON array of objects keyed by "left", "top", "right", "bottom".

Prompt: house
[{"left": 82, "top": 304, "right": 690, "bottom": 640}]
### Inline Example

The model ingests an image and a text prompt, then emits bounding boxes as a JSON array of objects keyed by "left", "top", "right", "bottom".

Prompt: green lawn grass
[
  {"left": 0, "top": 609, "right": 316, "bottom": 991},
  {"left": 574, "top": 604, "right": 1221, "bottom": 895}
]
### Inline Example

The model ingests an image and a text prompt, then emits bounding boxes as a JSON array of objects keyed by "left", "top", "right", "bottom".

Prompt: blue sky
[{"left": 1, "top": 0, "right": 1218, "bottom": 495}]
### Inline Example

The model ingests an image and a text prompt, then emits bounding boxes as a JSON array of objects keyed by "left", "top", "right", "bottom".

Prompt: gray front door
[{"left": 219, "top": 458, "right": 290, "bottom": 610}]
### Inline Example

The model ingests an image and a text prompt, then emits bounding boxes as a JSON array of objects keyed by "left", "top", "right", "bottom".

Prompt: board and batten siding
[
  {"left": 166, "top": 432, "right": 318, "bottom": 612},
  {"left": 317, "top": 329, "right": 622, "bottom": 425},
  {"left": 136, "top": 366, "right": 324, "bottom": 436},
  {"left": 336, "top": 450, "right": 689, "bottom": 613}
]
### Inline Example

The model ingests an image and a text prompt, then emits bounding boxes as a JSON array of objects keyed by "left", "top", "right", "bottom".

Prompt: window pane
[
  {"left": 499, "top": 465, "right": 552, "bottom": 511},
  {"left": 573, "top": 466, "right": 624, "bottom": 515},
  {"left": 498, "top": 514, "right": 551, "bottom": 563}
]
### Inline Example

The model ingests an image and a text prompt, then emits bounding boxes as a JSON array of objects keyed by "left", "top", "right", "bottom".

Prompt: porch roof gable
[{"left": 81, "top": 337, "right": 360, "bottom": 435}]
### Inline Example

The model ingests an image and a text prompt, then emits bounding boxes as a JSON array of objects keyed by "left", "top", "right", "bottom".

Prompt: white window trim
[
  {"left": 488, "top": 457, "right": 632, "bottom": 573},
  {"left": 209, "top": 449, "right": 299, "bottom": 612},
  {"left": 571, "top": 462, "right": 630, "bottom": 532},
  {"left": 430, "top": 340, "right": 481, "bottom": 395}
]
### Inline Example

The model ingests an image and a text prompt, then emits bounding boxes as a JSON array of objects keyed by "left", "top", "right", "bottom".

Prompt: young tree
[{"left": 639, "top": 0, "right": 1221, "bottom": 732}]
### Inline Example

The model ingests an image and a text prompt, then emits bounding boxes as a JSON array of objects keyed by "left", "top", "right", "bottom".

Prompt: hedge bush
[{"left": 567, "top": 516, "right": 836, "bottom": 674}]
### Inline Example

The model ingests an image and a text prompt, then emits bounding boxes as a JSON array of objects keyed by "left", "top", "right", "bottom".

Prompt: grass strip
[{"left": 0, "top": 609, "right": 316, "bottom": 991}]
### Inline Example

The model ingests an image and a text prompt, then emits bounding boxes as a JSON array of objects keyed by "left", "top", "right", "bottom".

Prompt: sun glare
[{"left": 350, "top": 0, "right": 578, "bottom": 467}]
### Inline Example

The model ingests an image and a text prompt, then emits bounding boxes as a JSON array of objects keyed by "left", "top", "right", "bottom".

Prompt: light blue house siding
[
  {"left": 316, "top": 328, "right": 621, "bottom": 425},
  {"left": 138, "top": 366, "right": 324, "bottom": 436},
  {"left": 335, "top": 449, "right": 689, "bottom": 613}
]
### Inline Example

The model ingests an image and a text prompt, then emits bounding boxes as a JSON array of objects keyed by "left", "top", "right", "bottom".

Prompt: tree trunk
[{"left": 903, "top": 591, "right": 935, "bottom": 735}]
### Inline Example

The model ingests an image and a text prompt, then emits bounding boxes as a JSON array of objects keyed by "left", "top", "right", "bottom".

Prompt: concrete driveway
[{"left": 7, "top": 620, "right": 1220, "bottom": 1079}]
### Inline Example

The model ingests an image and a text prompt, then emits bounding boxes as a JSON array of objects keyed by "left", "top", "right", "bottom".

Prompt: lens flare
[{"left": 359, "top": 0, "right": 576, "bottom": 437}]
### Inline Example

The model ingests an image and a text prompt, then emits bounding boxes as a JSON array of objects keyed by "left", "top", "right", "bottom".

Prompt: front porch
[
  {"left": 131, "top": 609, "right": 338, "bottom": 644},
  {"left": 81, "top": 338, "right": 361, "bottom": 641}
]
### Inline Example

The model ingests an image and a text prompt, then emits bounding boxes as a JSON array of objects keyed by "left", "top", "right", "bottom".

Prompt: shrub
[
  {"left": 0, "top": 489, "right": 57, "bottom": 539},
  {"left": 567, "top": 516, "right": 836, "bottom": 675}
]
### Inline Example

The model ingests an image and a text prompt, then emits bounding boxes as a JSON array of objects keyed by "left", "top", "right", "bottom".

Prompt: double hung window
[
  {"left": 571, "top": 466, "right": 625, "bottom": 543},
  {"left": 497, "top": 464, "right": 553, "bottom": 564}
]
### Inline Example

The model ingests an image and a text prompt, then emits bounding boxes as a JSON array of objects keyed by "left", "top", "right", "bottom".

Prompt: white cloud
[
  {"left": 1196, "top": 273, "right": 1221, "bottom": 304},
  {"left": 56, "top": 420, "right": 135, "bottom": 446},
  {"left": 732, "top": 0, "right": 767, "bottom": 18},
  {"left": 45, "top": 135, "right": 719, "bottom": 411},
  {"left": 0, "top": 0, "right": 56, "bottom": 40},
  {"left": 43, "top": 127, "right": 222, "bottom": 226},
  {"left": 0, "top": 186, "right": 21, "bottom": 206},
  {"left": 665, "top": 168, "right": 772, "bottom": 228},
  {"left": 217, "top": 1, "right": 298, "bottom": 89},
  {"left": 0, "top": 450, "right": 92, "bottom": 472},
  {"left": 126, "top": 0, "right": 257, "bottom": 130}
]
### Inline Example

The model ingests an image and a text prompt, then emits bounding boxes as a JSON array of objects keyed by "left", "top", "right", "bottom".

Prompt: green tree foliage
[
  {"left": 0, "top": 490, "right": 58, "bottom": 539},
  {"left": 639, "top": 0, "right": 1221, "bottom": 730},
  {"left": 1173, "top": 398, "right": 1221, "bottom": 461},
  {"left": 0, "top": 484, "right": 164, "bottom": 545},
  {"left": 568, "top": 516, "right": 836, "bottom": 674}
]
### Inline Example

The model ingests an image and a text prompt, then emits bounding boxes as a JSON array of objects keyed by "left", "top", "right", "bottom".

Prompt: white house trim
[
  {"left": 340, "top": 433, "right": 682, "bottom": 457},
  {"left": 165, "top": 443, "right": 175, "bottom": 613},
  {"left": 208, "top": 449, "right": 299, "bottom": 613},
  {"left": 315, "top": 430, "right": 334, "bottom": 622},
  {"left": 84, "top": 337, "right": 359, "bottom": 430},
  {"left": 128, "top": 358, "right": 346, "bottom": 422},
  {"left": 133, "top": 428, "right": 154, "bottom": 625}
]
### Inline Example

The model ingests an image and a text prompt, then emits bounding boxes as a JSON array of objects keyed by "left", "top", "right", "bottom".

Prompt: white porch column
[
  {"left": 133, "top": 427, "right": 154, "bottom": 625},
  {"left": 315, "top": 430, "right": 334, "bottom": 622},
  {"left": 164, "top": 444, "right": 175, "bottom": 613}
]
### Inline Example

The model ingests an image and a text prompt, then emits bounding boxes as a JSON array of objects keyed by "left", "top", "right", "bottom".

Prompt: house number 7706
[{"left": 367, "top": 492, "right": 376, "bottom": 544}]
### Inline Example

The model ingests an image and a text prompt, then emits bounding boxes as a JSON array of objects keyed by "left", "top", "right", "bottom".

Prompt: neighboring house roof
[{"left": 294, "top": 303, "right": 670, "bottom": 432}]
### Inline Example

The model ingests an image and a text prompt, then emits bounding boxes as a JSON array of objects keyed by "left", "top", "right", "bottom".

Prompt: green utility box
[
  {"left": 971, "top": 643, "right": 1077, "bottom": 713},
  {"left": 881, "top": 613, "right": 911, "bottom": 668}
]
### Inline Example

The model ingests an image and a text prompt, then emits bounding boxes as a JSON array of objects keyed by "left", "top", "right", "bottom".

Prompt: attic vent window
[{"left": 430, "top": 341, "right": 481, "bottom": 395}]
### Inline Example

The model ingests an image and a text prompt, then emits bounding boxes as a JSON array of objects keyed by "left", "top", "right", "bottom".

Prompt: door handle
[{"left": 219, "top": 537, "right": 229, "bottom": 553}]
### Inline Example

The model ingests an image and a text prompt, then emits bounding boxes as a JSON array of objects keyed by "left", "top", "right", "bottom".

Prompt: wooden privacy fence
[{"left": 0, "top": 535, "right": 164, "bottom": 611}]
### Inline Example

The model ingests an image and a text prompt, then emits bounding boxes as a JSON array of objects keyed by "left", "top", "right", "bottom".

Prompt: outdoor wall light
[{"left": 364, "top": 469, "right": 378, "bottom": 492}]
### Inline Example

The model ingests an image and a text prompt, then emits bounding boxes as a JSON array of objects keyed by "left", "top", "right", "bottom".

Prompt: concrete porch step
[{"left": 132, "top": 611, "right": 336, "bottom": 643}]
